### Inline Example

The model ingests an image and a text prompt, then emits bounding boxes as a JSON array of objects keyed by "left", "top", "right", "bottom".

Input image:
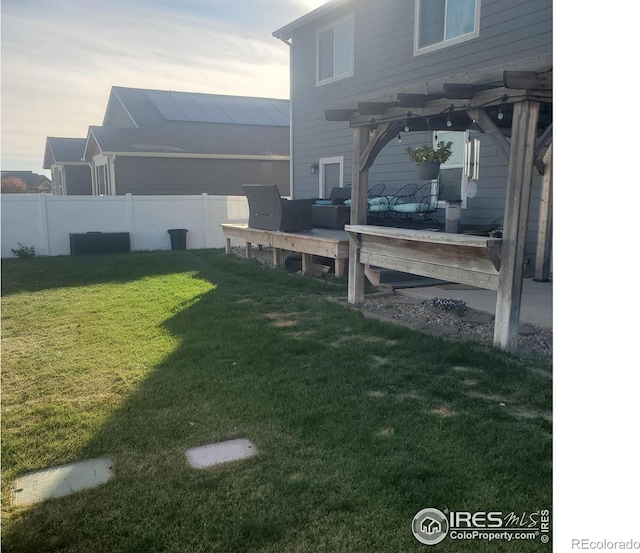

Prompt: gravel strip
[{"left": 348, "top": 292, "right": 552, "bottom": 360}]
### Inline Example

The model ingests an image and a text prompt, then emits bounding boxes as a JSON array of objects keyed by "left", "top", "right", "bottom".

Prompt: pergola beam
[
  {"left": 503, "top": 70, "right": 552, "bottom": 90},
  {"left": 494, "top": 100, "right": 540, "bottom": 350},
  {"left": 534, "top": 143, "right": 553, "bottom": 282},
  {"left": 534, "top": 124, "right": 553, "bottom": 175},
  {"left": 443, "top": 83, "right": 477, "bottom": 99},
  {"left": 347, "top": 126, "right": 370, "bottom": 304},
  {"left": 345, "top": 88, "right": 549, "bottom": 128},
  {"left": 326, "top": 53, "right": 552, "bottom": 110}
]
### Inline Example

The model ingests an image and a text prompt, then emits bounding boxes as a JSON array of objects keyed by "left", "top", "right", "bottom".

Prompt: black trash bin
[{"left": 167, "top": 229, "right": 188, "bottom": 250}]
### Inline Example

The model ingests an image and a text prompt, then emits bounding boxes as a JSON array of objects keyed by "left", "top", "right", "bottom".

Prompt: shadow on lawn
[{"left": 2, "top": 251, "right": 552, "bottom": 553}]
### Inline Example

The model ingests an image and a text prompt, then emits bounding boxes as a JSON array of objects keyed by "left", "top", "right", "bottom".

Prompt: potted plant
[{"left": 406, "top": 140, "right": 453, "bottom": 180}]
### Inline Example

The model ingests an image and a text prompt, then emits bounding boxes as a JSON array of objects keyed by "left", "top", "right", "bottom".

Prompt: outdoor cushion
[
  {"left": 368, "top": 203, "right": 391, "bottom": 212},
  {"left": 314, "top": 200, "right": 333, "bottom": 205},
  {"left": 367, "top": 196, "right": 391, "bottom": 206},
  {"left": 391, "top": 202, "right": 432, "bottom": 213}
]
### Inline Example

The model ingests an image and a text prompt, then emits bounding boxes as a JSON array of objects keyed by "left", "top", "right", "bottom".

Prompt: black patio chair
[
  {"left": 388, "top": 183, "right": 441, "bottom": 229},
  {"left": 243, "top": 184, "right": 314, "bottom": 232}
]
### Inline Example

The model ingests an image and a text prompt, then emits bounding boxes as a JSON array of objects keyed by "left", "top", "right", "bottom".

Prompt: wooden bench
[
  {"left": 345, "top": 225, "right": 502, "bottom": 290},
  {"left": 221, "top": 223, "right": 350, "bottom": 277}
]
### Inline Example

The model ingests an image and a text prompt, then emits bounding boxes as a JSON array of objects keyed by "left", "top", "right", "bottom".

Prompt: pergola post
[
  {"left": 534, "top": 143, "right": 553, "bottom": 282},
  {"left": 348, "top": 126, "right": 370, "bottom": 304},
  {"left": 494, "top": 100, "right": 540, "bottom": 350}
]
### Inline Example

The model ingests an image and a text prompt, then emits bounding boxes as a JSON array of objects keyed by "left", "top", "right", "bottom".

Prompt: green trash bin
[{"left": 167, "top": 229, "right": 188, "bottom": 250}]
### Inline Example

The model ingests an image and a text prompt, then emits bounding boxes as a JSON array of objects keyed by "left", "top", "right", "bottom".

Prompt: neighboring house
[
  {"left": 273, "top": 0, "right": 552, "bottom": 265},
  {"left": 1, "top": 171, "right": 53, "bottom": 194},
  {"left": 43, "top": 137, "right": 92, "bottom": 195},
  {"left": 83, "top": 87, "right": 291, "bottom": 196}
]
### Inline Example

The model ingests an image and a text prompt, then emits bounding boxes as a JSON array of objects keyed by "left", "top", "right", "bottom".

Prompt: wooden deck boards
[{"left": 221, "top": 223, "right": 350, "bottom": 277}]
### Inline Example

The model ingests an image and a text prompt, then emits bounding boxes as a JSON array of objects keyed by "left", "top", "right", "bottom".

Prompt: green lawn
[{"left": 1, "top": 250, "right": 552, "bottom": 552}]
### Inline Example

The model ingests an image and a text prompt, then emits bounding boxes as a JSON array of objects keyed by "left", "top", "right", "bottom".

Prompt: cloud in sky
[{"left": 0, "top": 0, "right": 330, "bottom": 174}]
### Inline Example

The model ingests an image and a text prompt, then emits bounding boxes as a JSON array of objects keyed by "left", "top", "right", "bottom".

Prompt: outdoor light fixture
[
  {"left": 497, "top": 95, "right": 507, "bottom": 120},
  {"left": 368, "top": 118, "right": 378, "bottom": 138},
  {"left": 310, "top": 162, "right": 319, "bottom": 175},
  {"left": 397, "top": 133, "right": 402, "bottom": 143}
]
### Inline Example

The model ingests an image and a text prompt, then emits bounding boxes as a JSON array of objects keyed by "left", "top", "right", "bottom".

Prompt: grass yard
[{"left": 1, "top": 250, "right": 552, "bottom": 552}]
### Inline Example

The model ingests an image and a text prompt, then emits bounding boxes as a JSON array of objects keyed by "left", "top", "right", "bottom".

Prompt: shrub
[{"left": 11, "top": 243, "right": 36, "bottom": 258}]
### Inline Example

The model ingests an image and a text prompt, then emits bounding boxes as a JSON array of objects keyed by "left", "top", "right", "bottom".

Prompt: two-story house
[
  {"left": 273, "top": 0, "right": 552, "bottom": 349},
  {"left": 273, "top": 0, "right": 551, "bottom": 250}
]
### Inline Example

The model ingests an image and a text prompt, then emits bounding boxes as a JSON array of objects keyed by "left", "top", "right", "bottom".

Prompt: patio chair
[
  {"left": 243, "top": 184, "right": 314, "bottom": 232},
  {"left": 368, "top": 183, "right": 420, "bottom": 226},
  {"left": 368, "top": 183, "right": 385, "bottom": 198},
  {"left": 388, "top": 183, "right": 441, "bottom": 229}
]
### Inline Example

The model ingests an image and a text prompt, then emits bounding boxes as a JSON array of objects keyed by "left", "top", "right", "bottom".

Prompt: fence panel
[{"left": 1, "top": 193, "right": 248, "bottom": 258}]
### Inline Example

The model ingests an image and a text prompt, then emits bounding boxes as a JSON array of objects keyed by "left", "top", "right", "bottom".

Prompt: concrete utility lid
[
  {"left": 185, "top": 438, "right": 257, "bottom": 469},
  {"left": 11, "top": 456, "right": 114, "bottom": 507}
]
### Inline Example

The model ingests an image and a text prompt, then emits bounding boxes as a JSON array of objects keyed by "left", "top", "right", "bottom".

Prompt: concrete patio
[{"left": 394, "top": 277, "right": 553, "bottom": 330}]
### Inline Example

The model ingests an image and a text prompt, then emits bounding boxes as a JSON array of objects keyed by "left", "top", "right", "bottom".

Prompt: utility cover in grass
[
  {"left": 186, "top": 438, "right": 257, "bottom": 469},
  {"left": 11, "top": 457, "right": 114, "bottom": 507}
]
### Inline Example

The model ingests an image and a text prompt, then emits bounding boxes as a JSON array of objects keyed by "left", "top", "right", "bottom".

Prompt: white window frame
[
  {"left": 51, "top": 164, "right": 65, "bottom": 195},
  {"left": 414, "top": 0, "right": 481, "bottom": 56},
  {"left": 93, "top": 155, "right": 114, "bottom": 196},
  {"left": 316, "top": 14, "right": 354, "bottom": 86},
  {"left": 318, "top": 156, "right": 344, "bottom": 198}
]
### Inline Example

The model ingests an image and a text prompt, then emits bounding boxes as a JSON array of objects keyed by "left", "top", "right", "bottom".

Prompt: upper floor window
[
  {"left": 414, "top": 0, "right": 480, "bottom": 55},
  {"left": 317, "top": 15, "right": 354, "bottom": 86}
]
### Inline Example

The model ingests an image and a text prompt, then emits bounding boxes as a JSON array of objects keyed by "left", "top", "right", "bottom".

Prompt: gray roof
[
  {"left": 44, "top": 137, "right": 87, "bottom": 166},
  {"left": 273, "top": 0, "right": 349, "bottom": 40},
  {"left": 88, "top": 122, "right": 289, "bottom": 157},
  {"left": 108, "top": 86, "right": 290, "bottom": 128},
  {"left": 87, "top": 87, "right": 290, "bottom": 158}
]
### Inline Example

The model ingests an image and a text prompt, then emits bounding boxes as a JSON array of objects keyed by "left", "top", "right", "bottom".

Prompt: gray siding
[
  {"left": 288, "top": 0, "right": 551, "bottom": 265},
  {"left": 114, "top": 157, "right": 290, "bottom": 196},
  {"left": 65, "top": 165, "right": 92, "bottom": 195}
]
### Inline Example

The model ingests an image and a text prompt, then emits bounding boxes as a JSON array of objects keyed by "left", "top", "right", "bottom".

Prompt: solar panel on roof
[
  {"left": 145, "top": 91, "right": 289, "bottom": 126},
  {"left": 202, "top": 108, "right": 234, "bottom": 124},
  {"left": 179, "top": 107, "right": 212, "bottom": 123},
  {"left": 155, "top": 104, "right": 189, "bottom": 121}
]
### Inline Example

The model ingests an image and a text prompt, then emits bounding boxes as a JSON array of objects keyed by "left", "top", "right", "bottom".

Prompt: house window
[
  {"left": 415, "top": 0, "right": 480, "bottom": 55},
  {"left": 317, "top": 16, "right": 354, "bottom": 85},
  {"left": 95, "top": 164, "right": 109, "bottom": 196},
  {"left": 51, "top": 166, "right": 64, "bottom": 195},
  {"left": 318, "top": 156, "right": 344, "bottom": 198}
]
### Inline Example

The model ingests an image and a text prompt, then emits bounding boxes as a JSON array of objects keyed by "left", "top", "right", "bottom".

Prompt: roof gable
[
  {"left": 43, "top": 137, "right": 88, "bottom": 168},
  {"left": 273, "top": 0, "right": 350, "bottom": 40}
]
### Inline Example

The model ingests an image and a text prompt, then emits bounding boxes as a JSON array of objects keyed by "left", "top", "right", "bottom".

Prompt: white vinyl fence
[{"left": 1, "top": 193, "right": 249, "bottom": 258}]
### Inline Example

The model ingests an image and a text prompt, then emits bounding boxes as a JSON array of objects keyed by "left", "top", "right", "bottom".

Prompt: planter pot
[{"left": 414, "top": 161, "right": 441, "bottom": 180}]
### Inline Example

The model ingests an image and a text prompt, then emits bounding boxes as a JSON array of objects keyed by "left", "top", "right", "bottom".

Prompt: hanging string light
[{"left": 446, "top": 105, "right": 453, "bottom": 128}]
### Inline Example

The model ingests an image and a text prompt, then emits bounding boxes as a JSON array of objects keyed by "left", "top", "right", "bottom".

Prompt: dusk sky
[{"left": 0, "top": 0, "right": 329, "bottom": 176}]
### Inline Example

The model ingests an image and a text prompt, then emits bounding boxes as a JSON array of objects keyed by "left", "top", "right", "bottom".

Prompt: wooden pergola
[{"left": 325, "top": 53, "right": 553, "bottom": 351}]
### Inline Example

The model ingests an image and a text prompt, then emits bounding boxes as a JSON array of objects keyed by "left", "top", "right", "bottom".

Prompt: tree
[{"left": 1, "top": 176, "right": 28, "bottom": 193}]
